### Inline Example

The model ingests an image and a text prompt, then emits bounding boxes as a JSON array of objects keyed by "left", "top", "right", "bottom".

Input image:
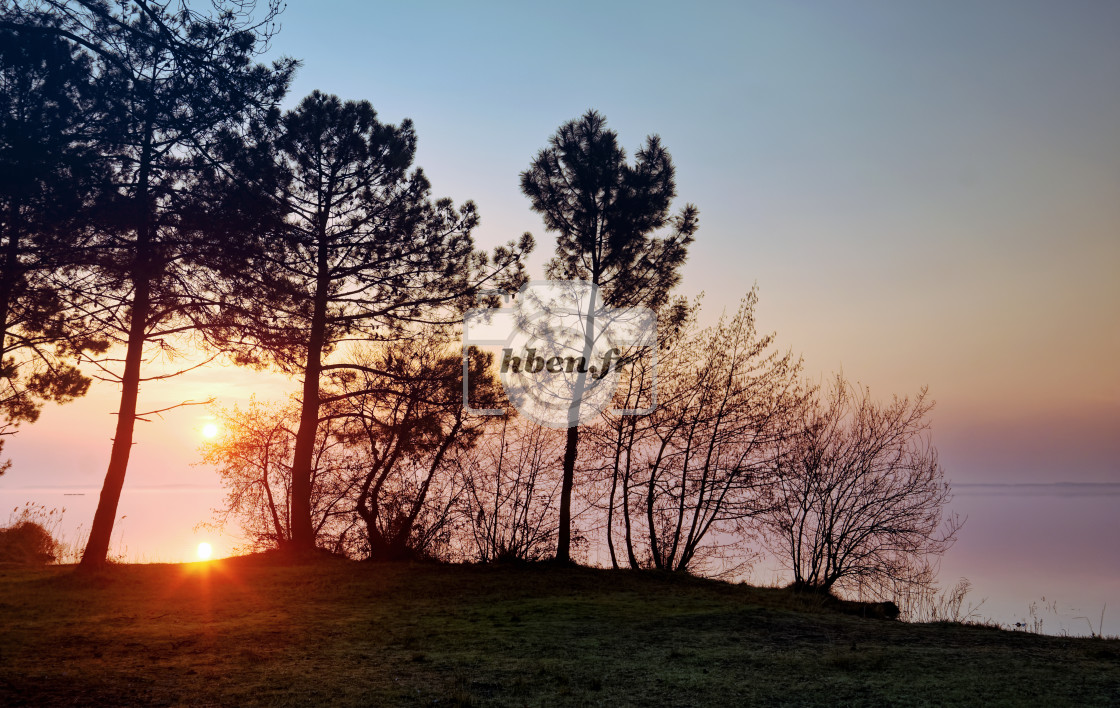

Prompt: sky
[
  {"left": 2, "top": 1, "right": 1118, "bottom": 574},
  {"left": 256, "top": 0, "right": 1119, "bottom": 482}
]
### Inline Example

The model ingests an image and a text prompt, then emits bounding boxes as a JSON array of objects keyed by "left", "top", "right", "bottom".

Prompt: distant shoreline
[{"left": 954, "top": 482, "right": 1120, "bottom": 496}]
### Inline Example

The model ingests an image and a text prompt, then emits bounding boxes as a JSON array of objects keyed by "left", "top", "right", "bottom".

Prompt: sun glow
[
  {"left": 201, "top": 423, "right": 219, "bottom": 439},
  {"left": 197, "top": 542, "right": 212, "bottom": 560}
]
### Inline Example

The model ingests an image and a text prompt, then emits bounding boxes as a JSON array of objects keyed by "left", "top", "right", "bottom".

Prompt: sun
[
  {"left": 201, "top": 423, "right": 219, "bottom": 439},
  {"left": 197, "top": 542, "right": 213, "bottom": 560}
]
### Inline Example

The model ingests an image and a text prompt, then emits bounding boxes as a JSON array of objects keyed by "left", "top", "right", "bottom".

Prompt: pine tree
[
  {"left": 520, "top": 110, "right": 697, "bottom": 562},
  {"left": 223, "top": 92, "right": 531, "bottom": 551},
  {"left": 0, "top": 28, "right": 107, "bottom": 473},
  {"left": 0, "top": 1, "right": 297, "bottom": 568}
]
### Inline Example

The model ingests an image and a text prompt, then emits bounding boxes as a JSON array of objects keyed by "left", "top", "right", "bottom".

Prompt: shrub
[{"left": 0, "top": 520, "right": 58, "bottom": 565}]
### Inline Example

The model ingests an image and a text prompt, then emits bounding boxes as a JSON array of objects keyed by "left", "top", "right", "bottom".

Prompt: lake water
[
  {"left": 934, "top": 483, "right": 1120, "bottom": 637},
  {"left": 736, "top": 483, "right": 1120, "bottom": 637},
  {"left": 1, "top": 485, "right": 232, "bottom": 564},
  {"left": 3, "top": 482, "right": 1117, "bottom": 637}
]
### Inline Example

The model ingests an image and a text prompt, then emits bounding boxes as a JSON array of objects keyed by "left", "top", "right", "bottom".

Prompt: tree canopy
[
  {"left": 520, "top": 110, "right": 697, "bottom": 562},
  {"left": 222, "top": 91, "right": 532, "bottom": 549}
]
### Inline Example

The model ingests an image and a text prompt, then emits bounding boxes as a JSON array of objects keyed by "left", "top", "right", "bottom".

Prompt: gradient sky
[
  {"left": 2, "top": 1, "right": 1118, "bottom": 566},
  {"left": 261, "top": 0, "right": 1119, "bottom": 482}
]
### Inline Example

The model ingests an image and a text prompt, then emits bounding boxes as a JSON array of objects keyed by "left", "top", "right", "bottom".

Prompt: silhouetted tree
[
  {"left": 762, "top": 376, "right": 961, "bottom": 595},
  {"left": 225, "top": 92, "right": 531, "bottom": 552},
  {"left": 455, "top": 414, "right": 565, "bottom": 563},
  {"left": 0, "top": 1, "right": 296, "bottom": 568},
  {"left": 201, "top": 397, "right": 363, "bottom": 555},
  {"left": 332, "top": 337, "right": 501, "bottom": 561},
  {"left": 200, "top": 340, "right": 505, "bottom": 561},
  {"left": 520, "top": 109, "right": 697, "bottom": 562},
  {"left": 594, "top": 291, "right": 804, "bottom": 573},
  {"left": 0, "top": 28, "right": 107, "bottom": 473}
]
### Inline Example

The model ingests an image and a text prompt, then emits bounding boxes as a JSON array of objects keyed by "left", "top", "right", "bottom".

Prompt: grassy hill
[{"left": 1, "top": 557, "right": 1117, "bottom": 706}]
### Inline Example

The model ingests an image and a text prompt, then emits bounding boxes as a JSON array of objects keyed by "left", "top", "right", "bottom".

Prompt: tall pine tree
[
  {"left": 0, "top": 28, "right": 107, "bottom": 473},
  {"left": 2, "top": 1, "right": 296, "bottom": 567},
  {"left": 520, "top": 110, "right": 697, "bottom": 562},
  {"left": 220, "top": 92, "right": 531, "bottom": 551}
]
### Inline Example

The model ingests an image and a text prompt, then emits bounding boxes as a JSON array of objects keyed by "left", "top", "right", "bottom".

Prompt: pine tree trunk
[
  {"left": 556, "top": 424, "right": 578, "bottom": 563},
  {"left": 605, "top": 459, "right": 619, "bottom": 569},
  {"left": 81, "top": 118, "right": 155, "bottom": 569},
  {"left": 555, "top": 288, "right": 598, "bottom": 563},
  {"left": 288, "top": 230, "right": 330, "bottom": 551},
  {"left": 79, "top": 284, "right": 148, "bottom": 567},
  {"left": 288, "top": 324, "right": 323, "bottom": 551}
]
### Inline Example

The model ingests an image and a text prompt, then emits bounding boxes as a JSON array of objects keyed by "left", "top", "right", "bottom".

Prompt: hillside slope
[{"left": 1, "top": 558, "right": 1117, "bottom": 706}]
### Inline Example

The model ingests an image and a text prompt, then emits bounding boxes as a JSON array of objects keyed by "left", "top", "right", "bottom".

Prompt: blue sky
[{"left": 255, "top": 0, "right": 1120, "bottom": 481}]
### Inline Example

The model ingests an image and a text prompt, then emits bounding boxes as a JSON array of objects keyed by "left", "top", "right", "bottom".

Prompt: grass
[{"left": 1, "top": 557, "right": 1118, "bottom": 706}]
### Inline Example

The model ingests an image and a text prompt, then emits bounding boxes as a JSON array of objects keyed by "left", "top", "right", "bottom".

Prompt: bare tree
[
  {"left": 596, "top": 290, "right": 804, "bottom": 574},
  {"left": 762, "top": 375, "right": 961, "bottom": 596},
  {"left": 456, "top": 415, "right": 565, "bottom": 563},
  {"left": 200, "top": 397, "right": 362, "bottom": 556}
]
